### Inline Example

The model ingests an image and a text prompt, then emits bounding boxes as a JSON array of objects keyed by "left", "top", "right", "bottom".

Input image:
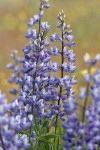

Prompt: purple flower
[
  {"left": 63, "top": 97, "right": 77, "bottom": 115},
  {"left": 66, "top": 35, "right": 74, "bottom": 41},
  {"left": 28, "top": 15, "right": 40, "bottom": 26},
  {"left": 84, "top": 73, "right": 91, "bottom": 83},
  {"left": 43, "top": 4, "right": 51, "bottom": 9},
  {"left": 10, "top": 88, "right": 17, "bottom": 95},
  {"left": 48, "top": 62, "right": 59, "bottom": 72},
  {"left": 23, "top": 45, "right": 31, "bottom": 54},
  {"left": 50, "top": 33, "right": 59, "bottom": 42},
  {"left": 84, "top": 53, "right": 90, "bottom": 64},
  {"left": 28, "top": 18, "right": 35, "bottom": 26},
  {"left": 26, "top": 29, "right": 37, "bottom": 39},
  {"left": 39, "top": 10, "right": 44, "bottom": 19},
  {"left": 6, "top": 63, "right": 15, "bottom": 69},
  {"left": 79, "top": 87, "right": 87, "bottom": 99},
  {"left": 66, "top": 30, "right": 73, "bottom": 35},
  {"left": 67, "top": 41, "right": 76, "bottom": 48},
  {"left": 49, "top": 47, "right": 59, "bottom": 56},
  {"left": 93, "top": 70, "right": 100, "bottom": 84},
  {"left": 40, "top": 22, "right": 51, "bottom": 30}
]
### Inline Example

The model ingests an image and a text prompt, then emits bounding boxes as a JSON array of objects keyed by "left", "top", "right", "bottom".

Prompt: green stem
[
  {"left": 30, "top": 1, "right": 42, "bottom": 149},
  {"left": 29, "top": 126, "right": 34, "bottom": 150},
  {"left": 82, "top": 66, "right": 91, "bottom": 122},
  {"left": 54, "top": 21, "right": 64, "bottom": 149}
]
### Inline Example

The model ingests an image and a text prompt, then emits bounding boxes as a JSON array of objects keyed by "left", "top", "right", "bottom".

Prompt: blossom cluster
[
  {"left": 63, "top": 54, "right": 100, "bottom": 150},
  {"left": 7, "top": 50, "right": 22, "bottom": 96},
  {"left": 0, "top": 92, "right": 30, "bottom": 149},
  {"left": 0, "top": 0, "right": 100, "bottom": 150}
]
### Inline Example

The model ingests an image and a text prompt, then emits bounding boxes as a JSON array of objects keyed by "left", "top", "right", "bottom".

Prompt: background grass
[{"left": 0, "top": 0, "right": 100, "bottom": 101}]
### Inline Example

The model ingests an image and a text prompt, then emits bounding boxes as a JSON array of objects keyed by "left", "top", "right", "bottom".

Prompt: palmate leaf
[
  {"left": 36, "top": 132, "right": 64, "bottom": 140},
  {"left": 40, "top": 118, "right": 49, "bottom": 134},
  {"left": 34, "top": 115, "right": 39, "bottom": 135},
  {"left": 34, "top": 139, "right": 50, "bottom": 150},
  {"left": 42, "top": 138, "right": 50, "bottom": 150}
]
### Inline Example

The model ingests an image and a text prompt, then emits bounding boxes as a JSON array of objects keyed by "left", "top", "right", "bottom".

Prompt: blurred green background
[{"left": 0, "top": 0, "right": 100, "bottom": 100}]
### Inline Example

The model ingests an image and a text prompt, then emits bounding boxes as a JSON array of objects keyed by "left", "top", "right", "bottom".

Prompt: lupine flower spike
[{"left": 1, "top": 0, "right": 100, "bottom": 150}]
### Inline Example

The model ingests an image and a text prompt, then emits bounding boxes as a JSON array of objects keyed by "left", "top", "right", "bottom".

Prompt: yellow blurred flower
[
  {"left": 4, "top": 13, "right": 14, "bottom": 22},
  {"left": 0, "top": 72, "right": 5, "bottom": 78},
  {"left": 18, "top": 11, "right": 27, "bottom": 21},
  {"left": 81, "top": 67, "right": 97, "bottom": 75},
  {"left": 18, "top": 22, "right": 27, "bottom": 33},
  {"left": 3, "top": 13, "right": 18, "bottom": 30},
  {"left": 1, "top": 79, "right": 8, "bottom": 86}
]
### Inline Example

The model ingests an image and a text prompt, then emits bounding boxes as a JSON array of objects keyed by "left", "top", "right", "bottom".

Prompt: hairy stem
[
  {"left": 82, "top": 66, "right": 91, "bottom": 122},
  {"left": 32, "top": 0, "right": 42, "bottom": 114},
  {"left": 30, "top": 1, "right": 42, "bottom": 149},
  {"left": 54, "top": 22, "right": 64, "bottom": 149}
]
